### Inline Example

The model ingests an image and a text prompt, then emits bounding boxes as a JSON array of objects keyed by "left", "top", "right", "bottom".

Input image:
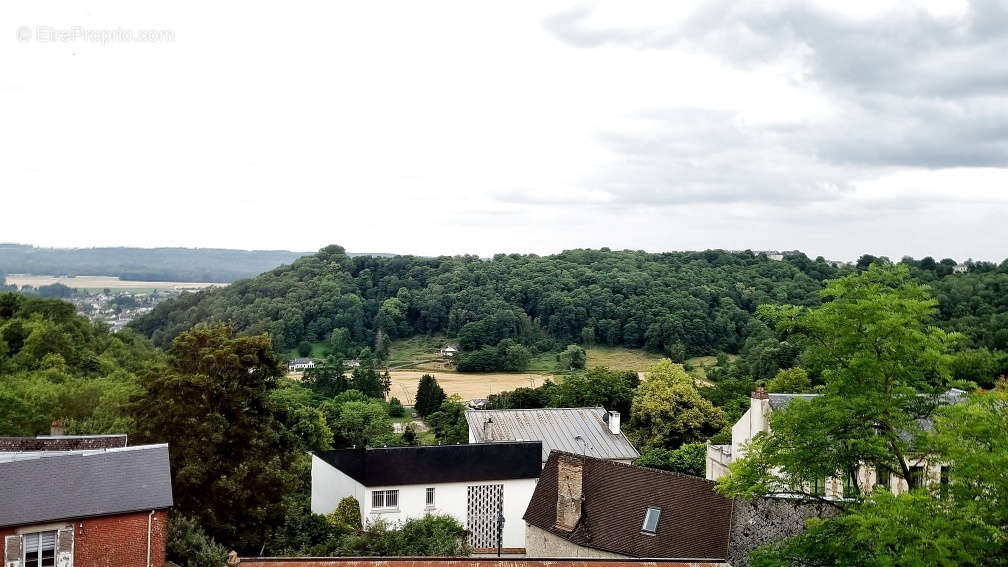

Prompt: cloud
[{"left": 543, "top": 1, "right": 1008, "bottom": 171}]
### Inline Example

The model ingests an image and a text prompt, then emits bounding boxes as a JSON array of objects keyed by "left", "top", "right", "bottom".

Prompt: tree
[
  {"left": 426, "top": 396, "right": 468, "bottom": 444},
  {"left": 628, "top": 361, "right": 726, "bottom": 450},
  {"left": 558, "top": 344, "right": 586, "bottom": 370},
  {"left": 635, "top": 442, "right": 706, "bottom": 476},
  {"left": 388, "top": 397, "right": 405, "bottom": 417},
  {"left": 553, "top": 366, "right": 633, "bottom": 416},
  {"left": 327, "top": 496, "right": 363, "bottom": 533},
  {"left": 165, "top": 513, "right": 228, "bottom": 567},
  {"left": 297, "top": 341, "right": 312, "bottom": 357},
  {"left": 765, "top": 367, "right": 811, "bottom": 393},
  {"left": 128, "top": 324, "right": 302, "bottom": 552},
  {"left": 332, "top": 399, "right": 393, "bottom": 448},
  {"left": 414, "top": 374, "right": 446, "bottom": 417},
  {"left": 722, "top": 265, "right": 961, "bottom": 502}
]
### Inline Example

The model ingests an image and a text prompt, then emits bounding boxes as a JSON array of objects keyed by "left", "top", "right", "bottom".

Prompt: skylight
[{"left": 642, "top": 506, "right": 661, "bottom": 533}]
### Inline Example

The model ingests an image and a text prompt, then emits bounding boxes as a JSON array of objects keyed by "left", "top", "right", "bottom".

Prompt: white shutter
[
  {"left": 55, "top": 529, "right": 73, "bottom": 567},
  {"left": 4, "top": 534, "right": 23, "bottom": 567}
]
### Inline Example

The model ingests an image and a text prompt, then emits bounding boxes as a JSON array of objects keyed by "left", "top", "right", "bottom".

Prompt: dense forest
[
  {"left": 0, "top": 243, "right": 312, "bottom": 282},
  {"left": 131, "top": 245, "right": 1008, "bottom": 372}
]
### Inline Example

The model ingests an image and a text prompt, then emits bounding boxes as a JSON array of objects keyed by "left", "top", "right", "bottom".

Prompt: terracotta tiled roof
[
  {"left": 523, "top": 452, "right": 732, "bottom": 560},
  {"left": 237, "top": 559, "right": 726, "bottom": 567},
  {"left": 0, "top": 434, "right": 127, "bottom": 452}
]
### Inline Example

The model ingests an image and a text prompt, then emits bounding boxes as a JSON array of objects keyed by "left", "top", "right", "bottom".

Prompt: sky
[{"left": 2, "top": 0, "right": 1006, "bottom": 261}]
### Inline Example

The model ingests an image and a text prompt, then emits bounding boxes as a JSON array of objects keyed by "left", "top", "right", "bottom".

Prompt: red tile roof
[{"left": 523, "top": 452, "right": 732, "bottom": 560}]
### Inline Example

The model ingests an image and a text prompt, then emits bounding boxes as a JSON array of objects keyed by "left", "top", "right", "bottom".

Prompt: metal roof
[
  {"left": 465, "top": 407, "right": 640, "bottom": 462},
  {"left": 0, "top": 444, "right": 173, "bottom": 527}
]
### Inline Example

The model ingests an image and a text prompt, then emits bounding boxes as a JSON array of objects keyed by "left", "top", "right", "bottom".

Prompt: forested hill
[
  {"left": 0, "top": 243, "right": 315, "bottom": 282},
  {"left": 130, "top": 246, "right": 1008, "bottom": 362}
]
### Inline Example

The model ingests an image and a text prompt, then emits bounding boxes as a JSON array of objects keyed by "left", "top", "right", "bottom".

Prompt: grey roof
[
  {"left": 767, "top": 393, "right": 818, "bottom": 411},
  {"left": 0, "top": 444, "right": 173, "bottom": 527},
  {"left": 0, "top": 434, "right": 127, "bottom": 452},
  {"left": 289, "top": 357, "right": 315, "bottom": 365},
  {"left": 465, "top": 407, "right": 640, "bottom": 462}
]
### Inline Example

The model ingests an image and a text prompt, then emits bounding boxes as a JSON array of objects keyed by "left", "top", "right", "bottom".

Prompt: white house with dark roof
[
  {"left": 288, "top": 357, "right": 317, "bottom": 372},
  {"left": 706, "top": 386, "right": 964, "bottom": 497},
  {"left": 311, "top": 442, "right": 542, "bottom": 551},
  {"left": 465, "top": 407, "right": 640, "bottom": 466}
]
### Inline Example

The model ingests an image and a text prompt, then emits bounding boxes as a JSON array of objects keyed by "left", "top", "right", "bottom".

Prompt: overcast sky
[{"left": 2, "top": 1, "right": 1006, "bottom": 261}]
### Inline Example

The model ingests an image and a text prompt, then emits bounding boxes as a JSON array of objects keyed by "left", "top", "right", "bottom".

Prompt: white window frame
[
  {"left": 21, "top": 530, "right": 57, "bottom": 567},
  {"left": 641, "top": 506, "right": 661, "bottom": 534},
  {"left": 425, "top": 487, "right": 436, "bottom": 509},
  {"left": 372, "top": 489, "right": 399, "bottom": 511}
]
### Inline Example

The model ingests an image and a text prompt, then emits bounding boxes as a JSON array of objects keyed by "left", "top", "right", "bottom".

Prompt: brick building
[{"left": 1, "top": 443, "right": 173, "bottom": 567}]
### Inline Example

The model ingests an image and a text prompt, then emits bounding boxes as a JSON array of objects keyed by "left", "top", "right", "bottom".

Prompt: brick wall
[{"left": 1, "top": 509, "right": 168, "bottom": 567}]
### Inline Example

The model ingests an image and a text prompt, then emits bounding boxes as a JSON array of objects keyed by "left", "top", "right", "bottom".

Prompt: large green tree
[
  {"left": 627, "top": 360, "right": 726, "bottom": 450},
  {"left": 129, "top": 323, "right": 302, "bottom": 552}
]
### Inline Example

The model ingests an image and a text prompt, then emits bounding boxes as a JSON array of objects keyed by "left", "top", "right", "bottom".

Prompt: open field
[
  {"left": 386, "top": 370, "right": 552, "bottom": 404},
  {"left": 4, "top": 274, "right": 226, "bottom": 291},
  {"left": 585, "top": 346, "right": 665, "bottom": 371}
]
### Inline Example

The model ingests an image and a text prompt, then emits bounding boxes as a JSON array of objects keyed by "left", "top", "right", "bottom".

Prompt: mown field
[
  {"left": 4, "top": 274, "right": 224, "bottom": 291},
  {"left": 386, "top": 370, "right": 551, "bottom": 404}
]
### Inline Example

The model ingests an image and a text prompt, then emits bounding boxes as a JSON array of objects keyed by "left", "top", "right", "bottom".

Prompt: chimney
[
  {"left": 50, "top": 419, "right": 65, "bottom": 436},
  {"left": 554, "top": 454, "right": 583, "bottom": 531},
  {"left": 751, "top": 385, "right": 768, "bottom": 399},
  {"left": 483, "top": 417, "right": 494, "bottom": 441},
  {"left": 607, "top": 411, "right": 620, "bottom": 435}
]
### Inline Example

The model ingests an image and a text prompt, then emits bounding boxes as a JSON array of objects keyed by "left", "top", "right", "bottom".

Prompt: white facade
[
  {"left": 706, "top": 389, "right": 952, "bottom": 498},
  {"left": 311, "top": 454, "right": 537, "bottom": 549},
  {"left": 288, "top": 358, "right": 316, "bottom": 371}
]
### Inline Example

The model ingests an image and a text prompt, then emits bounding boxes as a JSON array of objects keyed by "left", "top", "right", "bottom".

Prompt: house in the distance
[
  {"left": 706, "top": 386, "right": 962, "bottom": 497},
  {"left": 465, "top": 407, "right": 640, "bottom": 466},
  {"left": 523, "top": 451, "right": 733, "bottom": 560},
  {"left": 288, "top": 357, "right": 317, "bottom": 372},
  {"left": 311, "top": 442, "right": 542, "bottom": 551},
  {"left": 439, "top": 345, "right": 459, "bottom": 358},
  {"left": 1, "top": 443, "right": 174, "bottom": 567}
]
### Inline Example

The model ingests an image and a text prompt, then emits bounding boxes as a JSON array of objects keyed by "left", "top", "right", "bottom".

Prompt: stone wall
[
  {"left": 524, "top": 524, "right": 629, "bottom": 559},
  {"left": 727, "top": 498, "right": 836, "bottom": 567}
]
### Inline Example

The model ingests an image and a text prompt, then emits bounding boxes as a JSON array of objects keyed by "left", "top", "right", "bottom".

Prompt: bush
[
  {"left": 388, "top": 397, "right": 405, "bottom": 417},
  {"left": 336, "top": 514, "right": 470, "bottom": 556},
  {"left": 165, "top": 513, "right": 228, "bottom": 567},
  {"left": 634, "top": 442, "right": 707, "bottom": 476}
]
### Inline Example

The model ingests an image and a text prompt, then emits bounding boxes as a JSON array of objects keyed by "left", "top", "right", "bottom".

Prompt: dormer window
[{"left": 641, "top": 506, "right": 661, "bottom": 534}]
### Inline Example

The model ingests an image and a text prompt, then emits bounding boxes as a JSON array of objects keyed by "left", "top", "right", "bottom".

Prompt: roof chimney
[
  {"left": 483, "top": 417, "right": 494, "bottom": 441},
  {"left": 50, "top": 419, "right": 65, "bottom": 437},
  {"left": 607, "top": 411, "right": 620, "bottom": 435},
  {"left": 751, "top": 385, "right": 768, "bottom": 400},
  {"left": 554, "top": 454, "right": 583, "bottom": 531}
]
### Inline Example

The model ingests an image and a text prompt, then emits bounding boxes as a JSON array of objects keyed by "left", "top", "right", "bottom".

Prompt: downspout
[{"left": 147, "top": 509, "right": 155, "bottom": 567}]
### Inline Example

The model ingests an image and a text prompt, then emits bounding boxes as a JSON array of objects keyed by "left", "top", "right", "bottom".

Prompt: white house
[
  {"left": 439, "top": 345, "right": 459, "bottom": 358},
  {"left": 465, "top": 407, "right": 640, "bottom": 466},
  {"left": 311, "top": 442, "right": 542, "bottom": 551},
  {"left": 706, "top": 386, "right": 963, "bottom": 498},
  {"left": 288, "top": 357, "right": 316, "bottom": 372}
]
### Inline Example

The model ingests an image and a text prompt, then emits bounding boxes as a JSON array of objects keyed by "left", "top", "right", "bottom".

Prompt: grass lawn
[
  {"left": 385, "top": 334, "right": 454, "bottom": 366},
  {"left": 584, "top": 346, "right": 665, "bottom": 371}
]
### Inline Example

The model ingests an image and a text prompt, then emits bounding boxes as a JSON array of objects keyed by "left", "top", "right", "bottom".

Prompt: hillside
[
  {"left": 0, "top": 243, "right": 314, "bottom": 283},
  {"left": 130, "top": 246, "right": 1008, "bottom": 372}
]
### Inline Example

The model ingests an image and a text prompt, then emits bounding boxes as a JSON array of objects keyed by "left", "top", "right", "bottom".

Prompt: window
[
  {"left": 425, "top": 487, "right": 436, "bottom": 508},
  {"left": 812, "top": 476, "right": 826, "bottom": 496},
  {"left": 641, "top": 506, "right": 661, "bottom": 534},
  {"left": 908, "top": 466, "right": 926, "bottom": 489},
  {"left": 23, "top": 531, "right": 56, "bottom": 567},
  {"left": 875, "top": 466, "right": 891, "bottom": 490},
  {"left": 940, "top": 466, "right": 951, "bottom": 499},
  {"left": 372, "top": 489, "right": 399, "bottom": 510}
]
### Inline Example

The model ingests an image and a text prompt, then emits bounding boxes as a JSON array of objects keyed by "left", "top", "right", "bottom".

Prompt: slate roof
[
  {"left": 524, "top": 451, "right": 732, "bottom": 560},
  {"left": 0, "top": 434, "right": 128, "bottom": 452},
  {"left": 0, "top": 444, "right": 173, "bottom": 527},
  {"left": 465, "top": 408, "right": 641, "bottom": 462},
  {"left": 314, "top": 441, "right": 542, "bottom": 487},
  {"left": 767, "top": 393, "right": 818, "bottom": 411}
]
